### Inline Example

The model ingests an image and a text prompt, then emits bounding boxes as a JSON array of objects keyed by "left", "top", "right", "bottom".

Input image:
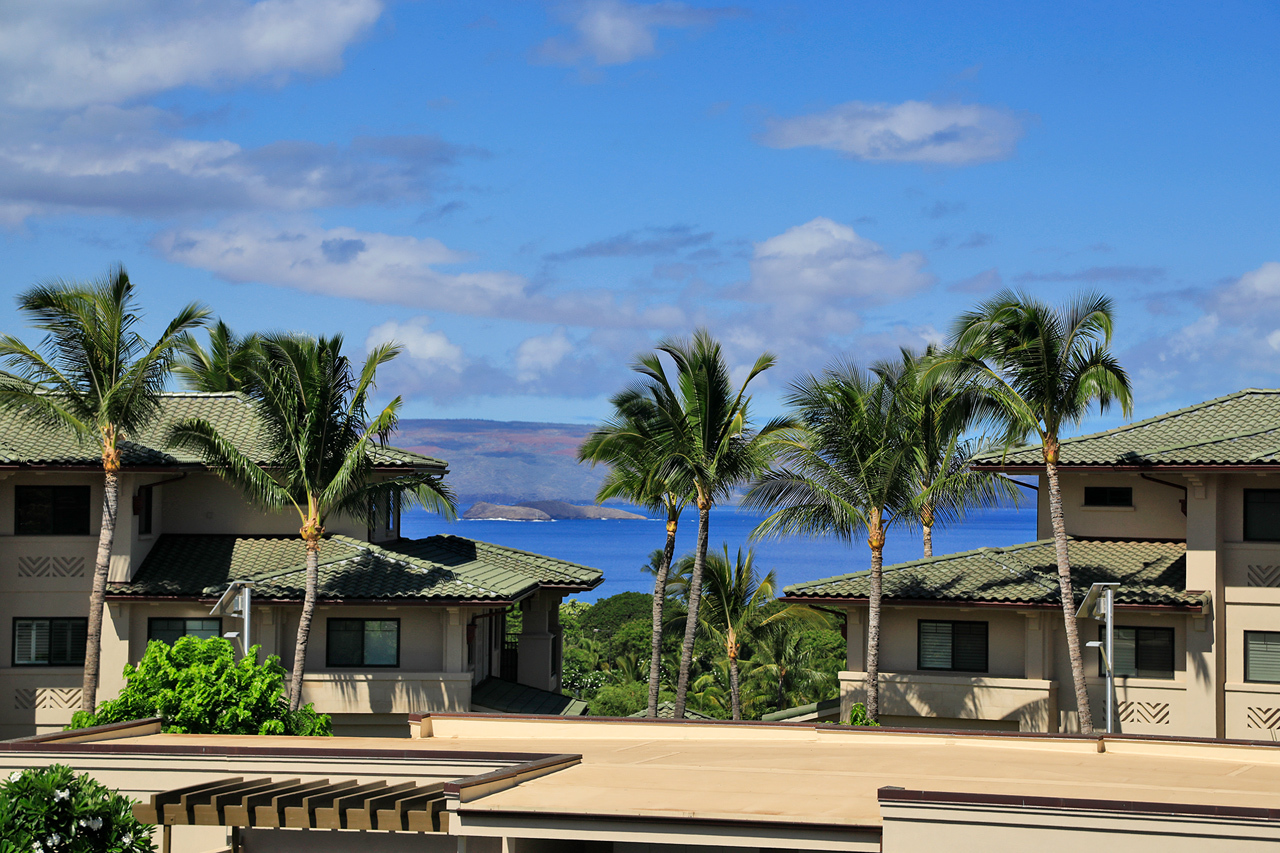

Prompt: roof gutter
[{"left": 780, "top": 595, "right": 1206, "bottom": 613}]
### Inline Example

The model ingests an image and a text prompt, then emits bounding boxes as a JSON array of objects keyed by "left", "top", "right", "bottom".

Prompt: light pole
[
  {"left": 211, "top": 581, "right": 256, "bottom": 659},
  {"left": 1078, "top": 581, "right": 1120, "bottom": 733}
]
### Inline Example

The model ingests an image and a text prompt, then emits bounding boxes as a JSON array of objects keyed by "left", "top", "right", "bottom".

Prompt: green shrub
[
  {"left": 579, "top": 592, "right": 651, "bottom": 640},
  {"left": 588, "top": 681, "right": 649, "bottom": 717},
  {"left": 606, "top": 618, "right": 653, "bottom": 662},
  {"left": 69, "top": 636, "right": 331, "bottom": 736},
  {"left": 0, "top": 763, "right": 154, "bottom": 853},
  {"left": 847, "top": 703, "right": 880, "bottom": 727}
]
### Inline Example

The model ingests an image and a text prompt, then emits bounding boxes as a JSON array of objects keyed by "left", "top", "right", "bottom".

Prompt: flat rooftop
[{"left": 15, "top": 714, "right": 1280, "bottom": 834}]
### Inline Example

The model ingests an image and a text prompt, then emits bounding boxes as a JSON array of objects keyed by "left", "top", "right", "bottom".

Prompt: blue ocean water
[{"left": 401, "top": 504, "right": 1039, "bottom": 603}]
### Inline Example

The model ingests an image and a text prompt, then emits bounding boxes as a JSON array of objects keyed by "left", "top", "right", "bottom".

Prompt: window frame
[
  {"left": 138, "top": 484, "right": 154, "bottom": 536},
  {"left": 1083, "top": 486, "right": 1133, "bottom": 508},
  {"left": 325, "top": 618, "right": 401, "bottom": 668},
  {"left": 12, "top": 617, "right": 88, "bottom": 667},
  {"left": 916, "top": 619, "right": 989, "bottom": 673},
  {"left": 1100, "top": 624, "right": 1176, "bottom": 679},
  {"left": 14, "top": 485, "right": 92, "bottom": 536},
  {"left": 1245, "top": 631, "right": 1280, "bottom": 684},
  {"left": 146, "top": 617, "right": 222, "bottom": 646},
  {"left": 1244, "top": 489, "right": 1280, "bottom": 542}
]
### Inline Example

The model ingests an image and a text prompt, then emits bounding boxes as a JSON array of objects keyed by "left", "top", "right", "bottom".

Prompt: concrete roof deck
[{"left": 78, "top": 715, "right": 1280, "bottom": 829}]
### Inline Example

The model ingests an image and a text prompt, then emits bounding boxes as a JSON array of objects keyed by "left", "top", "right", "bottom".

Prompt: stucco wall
[
  {"left": 875, "top": 606, "right": 1027, "bottom": 677},
  {"left": 1039, "top": 471, "right": 1188, "bottom": 540}
]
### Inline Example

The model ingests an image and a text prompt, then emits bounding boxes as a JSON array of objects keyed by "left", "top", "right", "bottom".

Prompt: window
[
  {"left": 1246, "top": 632, "right": 1280, "bottom": 683},
  {"left": 1102, "top": 625, "right": 1175, "bottom": 679},
  {"left": 1084, "top": 486, "right": 1132, "bottom": 507},
  {"left": 137, "top": 485, "right": 154, "bottom": 535},
  {"left": 147, "top": 618, "right": 221, "bottom": 645},
  {"left": 326, "top": 619, "right": 399, "bottom": 667},
  {"left": 918, "top": 620, "right": 988, "bottom": 672},
  {"left": 15, "top": 485, "right": 91, "bottom": 535},
  {"left": 1245, "top": 490, "right": 1280, "bottom": 541},
  {"left": 13, "top": 618, "right": 87, "bottom": 666}
]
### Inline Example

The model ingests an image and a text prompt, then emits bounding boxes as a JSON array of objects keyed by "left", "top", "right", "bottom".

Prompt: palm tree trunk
[
  {"left": 81, "top": 470, "right": 119, "bottom": 713},
  {"left": 674, "top": 500, "right": 710, "bottom": 718},
  {"left": 1046, "top": 449, "right": 1093, "bottom": 734},
  {"left": 647, "top": 511, "right": 679, "bottom": 717},
  {"left": 729, "top": 643, "right": 741, "bottom": 721},
  {"left": 289, "top": 542, "right": 320, "bottom": 711},
  {"left": 865, "top": 513, "right": 885, "bottom": 722},
  {"left": 921, "top": 501, "right": 934, "bottom": 559},
  {"left": 922, "top": 524, "right": 933, "bottom": 558}
]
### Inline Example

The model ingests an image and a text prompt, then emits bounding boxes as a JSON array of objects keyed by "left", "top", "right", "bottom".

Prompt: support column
[
  {"left": 1023, "top": 612, "right": 1044, "bottom": 681},
  {"left": 98, "top": 602, "right": 131, "bottom": 706},
  {"left": 517, "top": 593, "right": 555, "bottom": 691},
  {"left": 443, "top": 607, "right": 466, "bottom": 674},
  {"left": 1184, "top": 472, "right": 1222, "bottom": 738}
]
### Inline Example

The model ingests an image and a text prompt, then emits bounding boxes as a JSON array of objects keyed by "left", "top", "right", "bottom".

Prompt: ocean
[{"left": 401, "top": 503, "right": 1039, "bottom": 603}]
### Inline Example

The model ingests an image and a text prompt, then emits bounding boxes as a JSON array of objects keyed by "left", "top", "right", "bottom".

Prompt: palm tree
[
  {"left": 0, "top": 267, "right": 208, "bottom": 712},
  {"left": 931, "top": 290, "right": 1132, "bottom": 734},
  {"left": 580, "top": 404, "right": 692, "bottom": 718},
  {"left": 173, "top": 320, "right": 261, "bottom": 392},
  {"left": 745, "top": 363, "right": 918, "bottom": 722},
  {"left": 877, "top": 347, "right": 1022, "bottom": 557},
  {"left": 678, "top": 545, "right": 776, "bottom": 720},
  {"left": 749, "top": 620, "right": 836, "bottom": 712},
  {"left": 618, "top": 329, "right": 787, "bottom": 718},
  {"left": 168, "top": 333, "right": 456, "bottom": 709}
]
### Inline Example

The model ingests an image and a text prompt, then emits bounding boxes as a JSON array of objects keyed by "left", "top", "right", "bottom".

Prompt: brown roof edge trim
[
  {"left": 421, "top": 712, "right": 834, "bottom": 731},
  {"left": 780, "top": 596, "right": 1203, "bottom": 612},
  {"left": 0, "top": 740, "right": 568, "bottom": 762},
  {"left": 877, "top": 787, "right": 1280, "bottom": 821},
  {"left": 3, "top": 716, "right": 165, "bottom": 745},
  {"left": 972, "top": 463, "right": 1280, "bottom": 473},
  {"left": 101, "top": 595, "right": 524, "bottom": 607},
  {"left": 450, "top": 806, "right": 881, "bottom": 835},
  {"left": 445, "top": 753, "right": 581, "bottom": 803}
]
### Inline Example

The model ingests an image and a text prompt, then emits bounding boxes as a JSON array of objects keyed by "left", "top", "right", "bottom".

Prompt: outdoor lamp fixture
[
  {"left": 1078, "top": 581, "right": 1120, "bottom": 733},
  {"left": 211, "top": 581, "right": 256, "bottom": 659}
]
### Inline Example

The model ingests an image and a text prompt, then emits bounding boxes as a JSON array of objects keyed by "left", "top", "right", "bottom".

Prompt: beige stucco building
[
  {"left": 786, "top": 388, "right": 1280, "bottom": 739},
  {"left": 0, "top": 392, "right": 599, "bottom": 739}
]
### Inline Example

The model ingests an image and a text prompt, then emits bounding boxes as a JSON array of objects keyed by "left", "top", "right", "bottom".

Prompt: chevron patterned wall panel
[
  {"left": 17, "top": 556, "right": 86, "bottom": 578},
  {"left": 1117, "top": 701, "right": 1170, "bottom": 725},
  {"left": 1246, "top": 706, "right": 1280, "bottom": 730},
  {"left": 14, "top": 687, "right": 82, "bottom": 710},
  {"left": 1247, "top": 565, "right": 1280, "bottom": 588}
]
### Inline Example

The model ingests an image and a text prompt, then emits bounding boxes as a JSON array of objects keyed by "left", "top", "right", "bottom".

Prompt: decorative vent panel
[
  {"left": 1117, "top": 701, "right": 1170, "bottom": 725},
  {"left": 1247, "top": 707, "right": 1280, "bottom": 730},
  {"left": 18, "top": 556, "right": 85, "bottom": 578},
  {"left": 1247, "top": 565, "right": 1280, "bottom": 588},
  {"left": 14, "top": 687, "right": 82, "bottom": 710}
]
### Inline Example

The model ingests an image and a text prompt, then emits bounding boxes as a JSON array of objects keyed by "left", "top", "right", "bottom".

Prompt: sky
[{"left": 2, "top": 1, "right": 1279, "bottom": 428}]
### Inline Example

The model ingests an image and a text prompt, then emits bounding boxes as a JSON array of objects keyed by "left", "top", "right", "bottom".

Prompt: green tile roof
[
  {"left": 108, "top": 533, "right": 602, "bottom": 603},
  {"left": 628, "top": 702, "right": 715, "bottom": 720},
  {"left": 976, "top": 388, "right": 1280, "bottom": 468},
  {"left": 784, "top": 538, "right": 1202, "bottom": 609},
  {"left": 760, "top": 696, "right": 842, "bottom": 722},
  {"left": 471, "top": 677, "right": 588, "bottom": 716},
  {"left": 0, "top": 392, "right": 445, "bottom": 471}
]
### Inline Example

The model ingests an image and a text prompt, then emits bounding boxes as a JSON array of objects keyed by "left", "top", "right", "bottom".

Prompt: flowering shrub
[{"left": 0, "top": 764, "right": 154, "bottom": 853}]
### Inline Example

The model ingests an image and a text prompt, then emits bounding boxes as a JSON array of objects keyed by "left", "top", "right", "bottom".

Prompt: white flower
[
  {"left": 53, "top": 788, "right": 70, "bottom": 801},
  {"left": 87, "top": 816, "right": 103, "bottom": 830},
  {"left": 8, "top": 770, "right": 20, "bottom": 782},
  {"left": 48, "top": 834, "right": 61, "bottom": 845},
  {"left": 121, "top": 834, "right": 132, "bottom": 845}
]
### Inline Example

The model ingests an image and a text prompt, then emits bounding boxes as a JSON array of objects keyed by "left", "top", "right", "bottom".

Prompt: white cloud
[
  {"left": 743, "top": 217, "right": 932, "bottom": 309},
  {"left": 366, "top": 317, "right": 465, "bottom": 373},
  {"left": 0, "top": 111, "right": 461, "bottom": 221},
  {"left": 536, "top": 0, "right": 738, "bottom": 66},
  {"left": 761, "top": 101, "right": 1025, "bottom": 165},
  {"left": 515, "top": 328, "right": 575, "bottom": 381},
  {"left": 0, "top": 0, "right": 382, "bottom": 109},
  {"left": 157, "top": 218, "right": 691, "bottom": 329},
  {"left": 156, "top": 220, "right": 528, "bottom": 315}
]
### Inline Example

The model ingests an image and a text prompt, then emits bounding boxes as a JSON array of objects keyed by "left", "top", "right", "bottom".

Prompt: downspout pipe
[{"left": 1140, "top": 472, "right": 1188, "bottom": 516}]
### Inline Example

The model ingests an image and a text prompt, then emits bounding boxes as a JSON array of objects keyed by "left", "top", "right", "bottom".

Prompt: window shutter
[
  {"left": 952, "top": 622, "right": 989, "bottom": 672},
  {"left": 918, "top": 622, "right": 952, "bottom": 669},
  {"left": 14, "top": 620, "right": 46, "bottom": 664},
  {"left": 1247, "top": 632, "right": 1280, "bottom": 683},
  {"left": 1110, "top": 627, "right": 1137, "bottom": 677},
  {"left": 1135, "top": 628, "right": 1174, "bottom": 678}
]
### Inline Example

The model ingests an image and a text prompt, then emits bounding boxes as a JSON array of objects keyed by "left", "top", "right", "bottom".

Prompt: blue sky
[{"left": 2, "top": 1, "right": 1279, "bottom": 427}]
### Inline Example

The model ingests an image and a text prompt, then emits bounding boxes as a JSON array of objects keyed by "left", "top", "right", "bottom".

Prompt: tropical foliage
[
  {"left": 68, "top": 636, "right": 331, "bottom": 736},
  {"left": 167, "top": 333, "right": 456, "bottom": 708},
  {"left": 929, "top": 289, "right": 1132, "bottom": 734},
  {"left": 0, "top": 267, "right": 208, "bottom": 712},
  {"left": 0, "top": 764, "right": 154, "bottom": 853}
]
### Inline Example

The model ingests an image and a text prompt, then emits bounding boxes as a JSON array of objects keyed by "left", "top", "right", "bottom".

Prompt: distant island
[{"left": 462, "top": 500, "right": 647, "bottom": 521}]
